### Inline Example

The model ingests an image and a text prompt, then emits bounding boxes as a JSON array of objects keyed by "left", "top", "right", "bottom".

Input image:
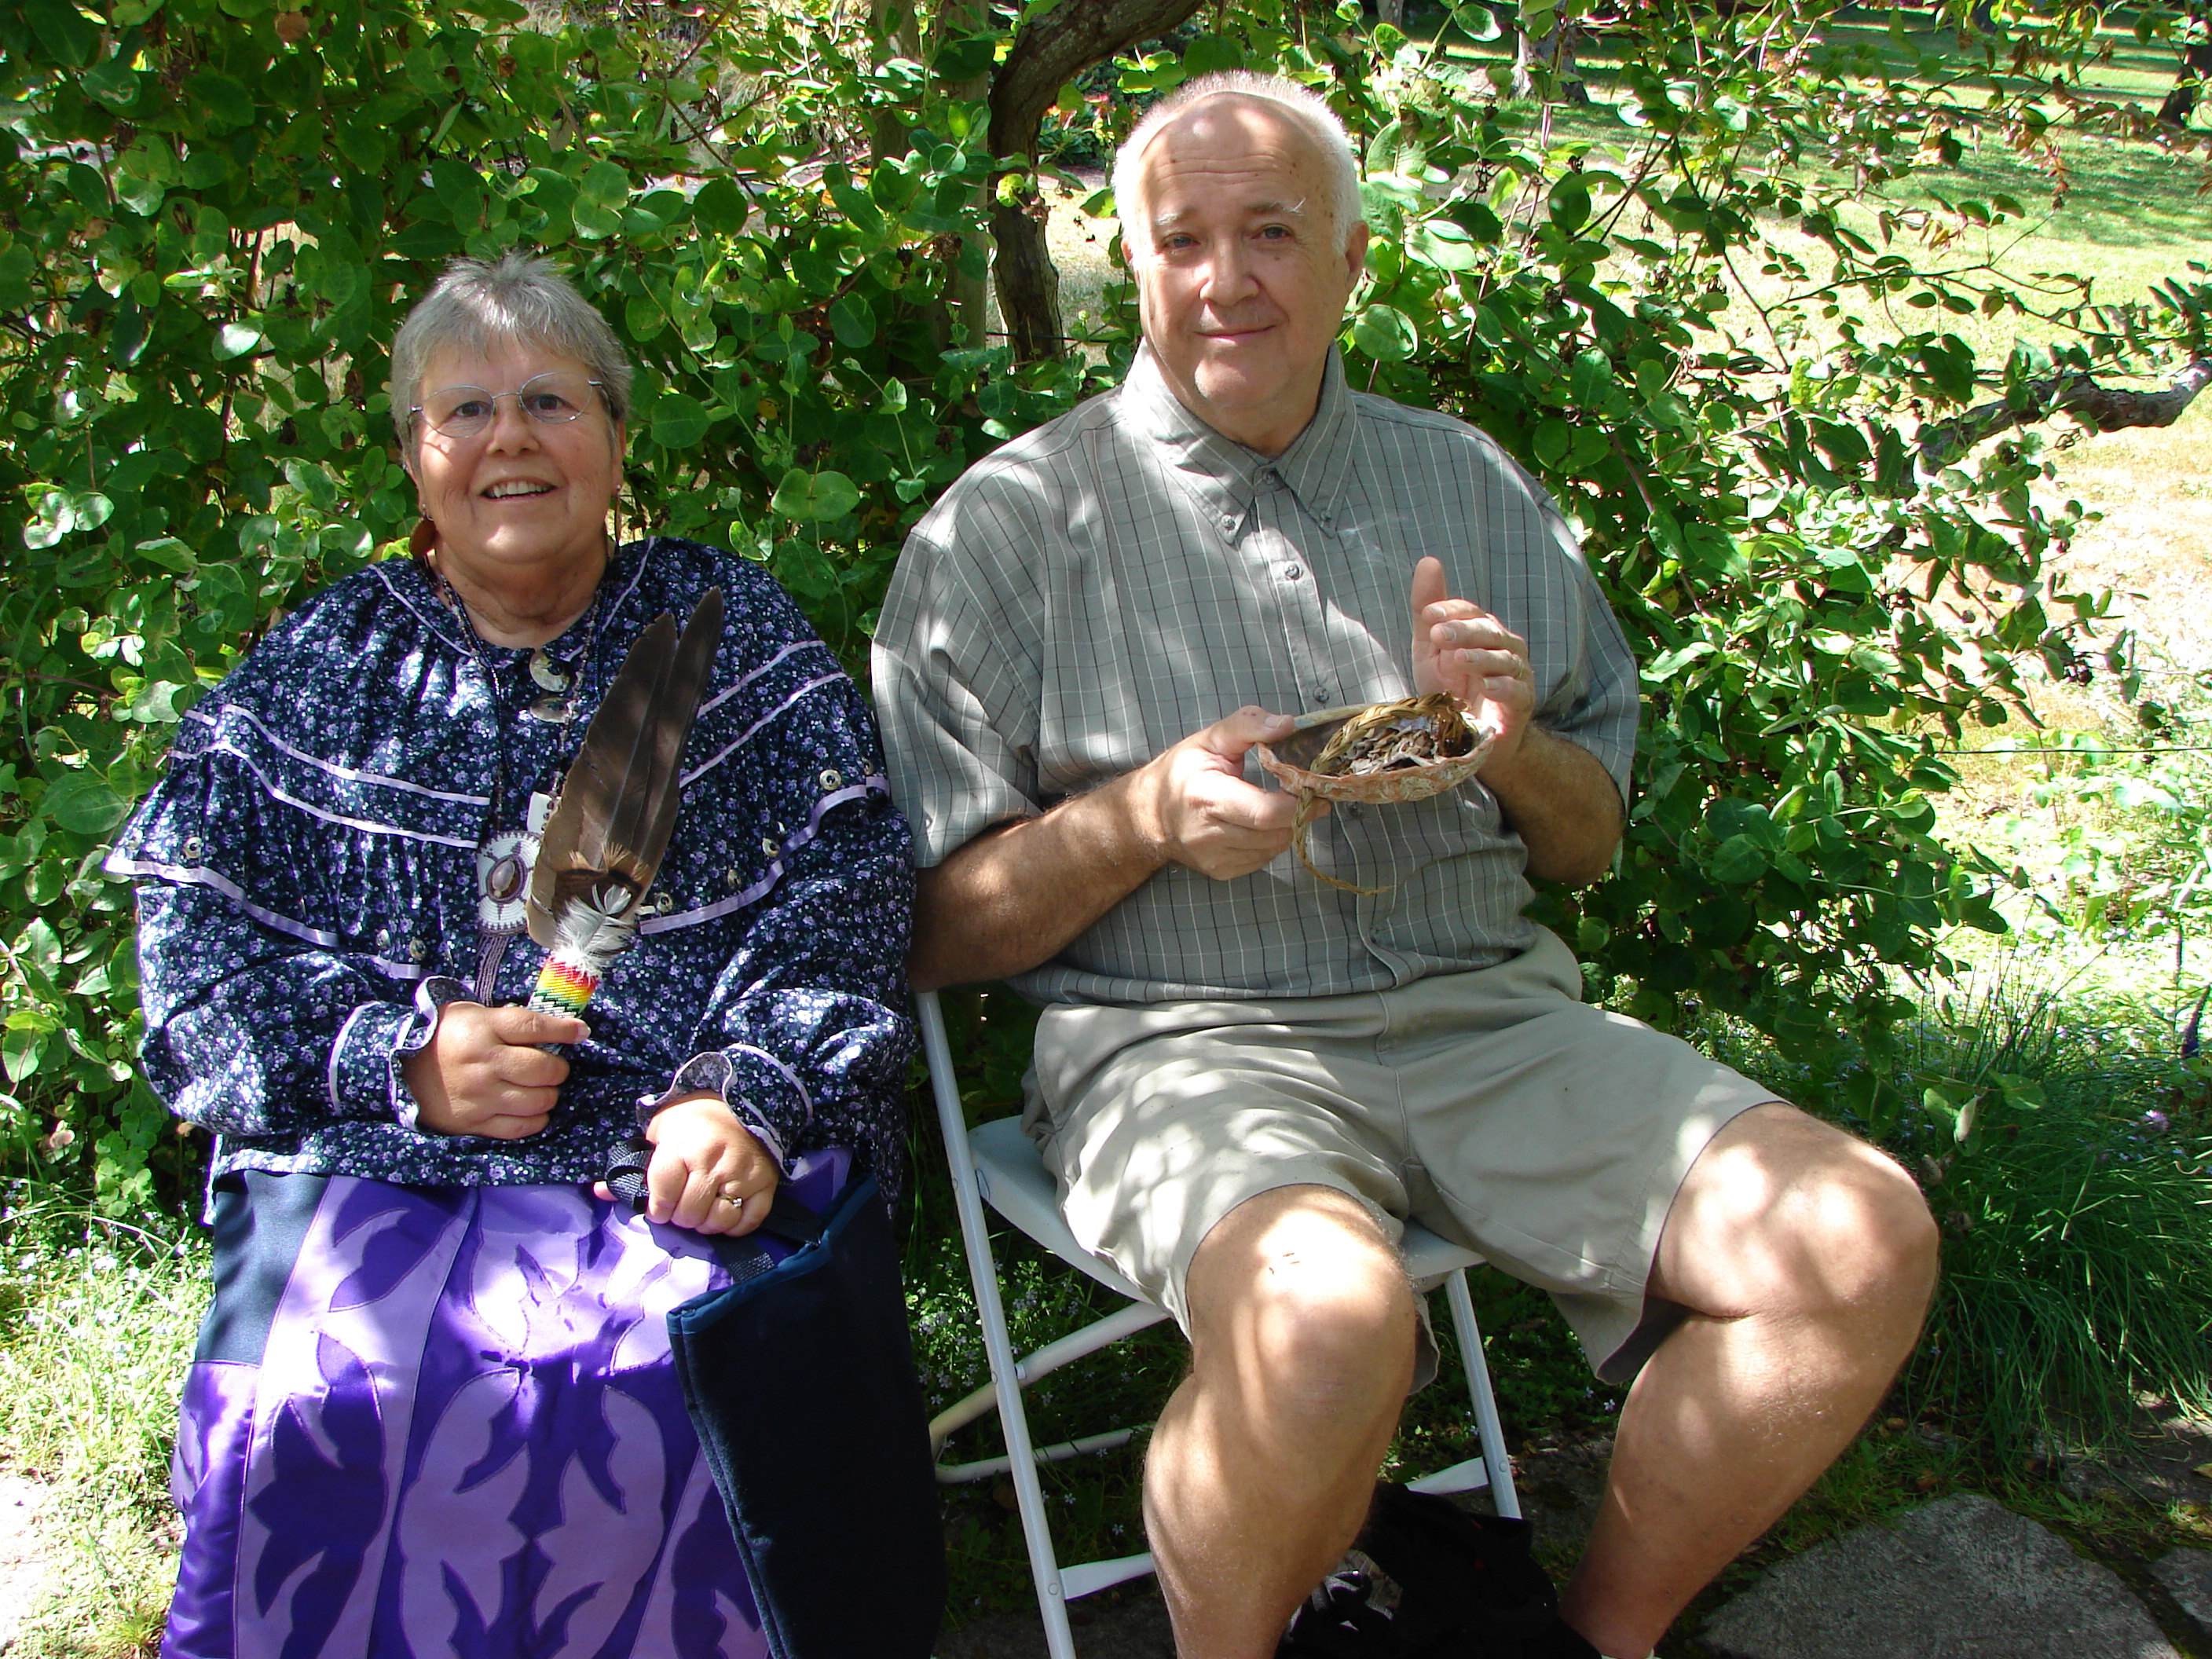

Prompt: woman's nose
[{"left": 484, "top": 395, "right": 541, "bottom": 451}]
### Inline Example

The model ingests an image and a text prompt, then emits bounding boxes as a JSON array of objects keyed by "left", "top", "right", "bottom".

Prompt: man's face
[{"left": 1125, "top": 95, "right": 1368, "bottom": 456}]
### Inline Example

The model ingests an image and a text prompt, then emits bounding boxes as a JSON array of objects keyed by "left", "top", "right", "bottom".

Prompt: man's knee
[
  {"left": 1658, "top": 1105, "right": 1938, "bottom": 1320},
  {"left": 1185, "top": 1185, "right": 1419, "bottom": 1395}
]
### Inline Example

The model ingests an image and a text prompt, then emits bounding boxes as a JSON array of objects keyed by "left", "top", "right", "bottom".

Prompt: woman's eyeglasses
[{"left": 413, "top": 372, "right": 605, "bottom": 439}]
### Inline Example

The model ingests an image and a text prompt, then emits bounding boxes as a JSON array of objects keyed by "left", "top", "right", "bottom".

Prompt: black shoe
[
  {"left": 1278, "top": 1555, "right": 1406, "bottom": 1656},
  {"left": 1348, "top": 1485, "right": 1599, "bottom": 1659}
]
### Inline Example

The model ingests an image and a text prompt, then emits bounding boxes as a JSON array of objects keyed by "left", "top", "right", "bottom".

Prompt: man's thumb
[{"left": 1207, "top": 705, "right": 1295, "bottom": 759}]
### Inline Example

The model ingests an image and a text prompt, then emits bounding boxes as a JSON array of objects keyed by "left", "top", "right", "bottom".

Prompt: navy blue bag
[{"left": 606, "top": 1141, "right": 944, "bottom": 1659}]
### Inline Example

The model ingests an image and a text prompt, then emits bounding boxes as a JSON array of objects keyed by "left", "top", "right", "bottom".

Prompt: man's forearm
[
  {"left": 1480, "top": 726, "right": 1623, "bottom": 885},
  {"left": 909, "top": 773, "right": 1166, "bottom": 992}
]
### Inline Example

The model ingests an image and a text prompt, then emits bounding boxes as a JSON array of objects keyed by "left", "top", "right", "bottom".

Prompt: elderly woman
[{"left": 110, "top": 251, "right": 915, "bottom": 1658}]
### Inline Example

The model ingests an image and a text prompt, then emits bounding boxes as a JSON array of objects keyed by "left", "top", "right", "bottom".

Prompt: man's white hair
[{"left": 1111, "top": 71, "right": 1364, "bottom": 256}]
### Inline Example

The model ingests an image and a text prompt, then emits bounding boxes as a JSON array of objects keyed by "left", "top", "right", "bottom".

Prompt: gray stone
[
  {"left": 2150, "top": 1548, "right": 2212, "bottom": 1630},
  {"left": 1699, "top": 1494, "right": 2180, "bottom": 1659}
]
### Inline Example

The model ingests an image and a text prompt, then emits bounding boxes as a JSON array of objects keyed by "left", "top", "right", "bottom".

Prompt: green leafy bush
[
  {"left": 4, "top": 0, "right": 2207, "bottom": 1213},
  {"left": 0, "top": 0, "right": 1102, "bottom": 1206}
]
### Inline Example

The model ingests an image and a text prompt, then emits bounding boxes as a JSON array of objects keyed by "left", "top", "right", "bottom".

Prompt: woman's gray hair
[
  {"left": 387, "top": 250, "right": 632, "bottom": 452},
  {"left": 1112, "top": 71, "right": 1364, "bottom": 256}
]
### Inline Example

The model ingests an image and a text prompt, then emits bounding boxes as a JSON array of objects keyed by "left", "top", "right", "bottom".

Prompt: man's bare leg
[
  {"left": 1561, "top": 1104, "right": 1939, "bottom": 1657},
  {"left": 1144, "top": 1185, "right": 1418, "bottom": 1659}
]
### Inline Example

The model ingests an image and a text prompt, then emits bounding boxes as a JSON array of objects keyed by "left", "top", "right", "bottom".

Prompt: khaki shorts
[{"left": 1024, "top": 929, "right": 1779, "bottom": 1383}]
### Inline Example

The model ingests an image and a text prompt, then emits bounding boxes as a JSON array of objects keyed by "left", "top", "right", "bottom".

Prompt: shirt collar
[{"left": 1123, "top": 344, "right": 1357, "bottom": 535}]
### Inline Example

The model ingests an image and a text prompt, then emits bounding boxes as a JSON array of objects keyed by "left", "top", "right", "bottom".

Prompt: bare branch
[{"left": 1916, "top": 357, "right": 2212, "bottom": 471}]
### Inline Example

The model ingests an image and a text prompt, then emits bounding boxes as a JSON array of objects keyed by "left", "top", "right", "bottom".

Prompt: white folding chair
[{"left": 916, "top": 989, "right": 1520, "bottom": 1659}]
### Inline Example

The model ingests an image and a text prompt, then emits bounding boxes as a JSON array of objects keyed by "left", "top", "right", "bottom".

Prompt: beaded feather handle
[{"left": 522, "top": 589, "right": 723, "bottom": 1027}]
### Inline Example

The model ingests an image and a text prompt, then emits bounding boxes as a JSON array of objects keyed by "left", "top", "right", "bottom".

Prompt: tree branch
[
  {"left": 987, "top": 0, "right": 1205, "bottom": 359},
  {"left": 1916, "top": 357, "right": 2212, "bottom": 471}
]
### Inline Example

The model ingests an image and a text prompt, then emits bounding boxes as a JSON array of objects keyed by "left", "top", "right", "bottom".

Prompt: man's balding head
[{"left": 1113, "top": 73, "right": 1364, "bottom": 256}]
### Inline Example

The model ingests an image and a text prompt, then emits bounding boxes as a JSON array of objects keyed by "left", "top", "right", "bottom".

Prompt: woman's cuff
[
  {"left": 637, "top": 1047, "right": 808, "bottom": 1171},
  {"left": 376, "top": 976, "right": 471, "bottom": 1132}
]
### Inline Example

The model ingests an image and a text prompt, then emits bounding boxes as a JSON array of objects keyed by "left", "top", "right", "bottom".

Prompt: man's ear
[{"left": 1343, "top": 219, "right": 1372, "bottom": 283}]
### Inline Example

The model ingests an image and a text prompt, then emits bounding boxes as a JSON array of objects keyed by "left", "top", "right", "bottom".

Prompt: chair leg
[
  {"left": 919, "top": 991, "right": 1083, "bottom": 1659},
  {"left": 1444, "top": 1267, "right": 1520, "bottom": 1519}
]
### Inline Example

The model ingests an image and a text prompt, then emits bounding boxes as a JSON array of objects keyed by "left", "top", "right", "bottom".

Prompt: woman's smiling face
[{"left": 405, "top": 338, "right": 624, "bottom": 596}]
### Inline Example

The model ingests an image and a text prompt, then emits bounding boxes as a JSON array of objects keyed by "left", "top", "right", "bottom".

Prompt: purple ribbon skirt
[{"left": 164, "top": 1160, "right": 844, "bottom": 1659}]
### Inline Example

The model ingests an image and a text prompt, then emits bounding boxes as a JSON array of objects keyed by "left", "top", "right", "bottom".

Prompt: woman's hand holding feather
[{"left": 404, "top": 1002, "right": 588, "bottom": 1139}]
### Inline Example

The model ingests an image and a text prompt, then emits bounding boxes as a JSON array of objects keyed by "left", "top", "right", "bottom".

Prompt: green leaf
[
  {"left": 650, "top": 392, "right": 712, "bottom": 449},
  {"left": 828, "top": 292, "right": 877, "bottom": 347},
  {"left": 1531, "top": 419, "right": 1572, "bottom": 468},
  {"left": 2, "top": 1026, "right": 44, "bottom": 1085},
  {"left": 23, "top": 490, "right": 74, "bottom": 551},
  {"left": 42, "top": 773, "right": 130, "bottom": 837},
  {"left": 572, "top": 200, "right": 621, "bottom": 240},
  {"left": 770, "top": 468, "right": 861, "bottom": 522},
  {"left": 134, "top": 537, "right": 196, "bottom": 573},
  {"left": 214, "top": 322, "right": 264, "bottom": 361},
  {"left": 79, "top": 56, "right": 143, "bottom": 110},
  {"left": 690, "top": 178, "right": 752, "bottom": 234},
  {"left": 1349, "top": 303, "right": 1417, "bottom": 362},
  {"left": 1708, "top": 834, "right": 1768, "bottom": 884},
  {"left": 23, "top": 0, "right": 97, "bottom": 67},
  {"left": 1411, "top": 219, "right": 1482, "bottom": 272},
  {"left": 1548, "top": 177, "right": 1591, "bottom": 231},
  {"left": 578, "top": 159, "right": 632, "bottom": 210}
]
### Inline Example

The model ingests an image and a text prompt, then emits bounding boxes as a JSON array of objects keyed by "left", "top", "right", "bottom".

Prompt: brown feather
[{"left": 526, "top": 588, "right": 724, "bottom": 953}]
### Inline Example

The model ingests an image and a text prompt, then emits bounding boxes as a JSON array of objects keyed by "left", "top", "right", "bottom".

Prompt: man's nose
[{"left": 1197, "top": 237, "right": 1258, "bottom": 302}]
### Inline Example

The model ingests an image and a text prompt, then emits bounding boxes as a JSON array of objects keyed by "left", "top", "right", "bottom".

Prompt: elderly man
[{"left": 873, "top": 71, "right": 1937, "bottom": 1659}]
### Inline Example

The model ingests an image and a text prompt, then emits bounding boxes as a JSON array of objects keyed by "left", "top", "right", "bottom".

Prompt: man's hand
[
  {"left": 1411, "top": 555, "right": 1536, "bottom": 768},
  {"left": 1129, "top": 705, "right": 1312, "bottom": 881},
  {"left": 404, "top": 1002, "right": 587, "bottom": 1139},
  {"left": 910, "top": 705, "right": 1314, "bottom": 990},
  {"left": 1406, "top": 555, "right": 1622, "bottom": 883},
  {"left": 595, "top": 1093, "right": 780, "bottom": 1238}
]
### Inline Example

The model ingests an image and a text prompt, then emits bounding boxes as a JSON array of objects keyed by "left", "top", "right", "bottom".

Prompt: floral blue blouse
[{"left": 109, "top": 537, "right": 917, "bottom": 1201}]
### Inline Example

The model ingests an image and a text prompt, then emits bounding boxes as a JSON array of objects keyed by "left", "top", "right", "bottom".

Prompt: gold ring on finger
[{"left": 719, "top": 1180, "right": 745, "bottom": 1201}]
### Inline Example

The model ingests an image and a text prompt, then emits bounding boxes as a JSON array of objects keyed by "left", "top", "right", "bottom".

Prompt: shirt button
[
  {"left": 1282, "top": 563, "right": 1303, "bottom": 582},
  {"left": 723, "top": 868, "right": 741, "bottom": 890},
  {"left": 1312, "top": 690, "right": 1332, "bottom": 705},
  {"left": 408, "top": 938, "right": 427, "bottom": 961},
  {"left": 819, "top": 768, "right": 844, "bottom": 790},
  {"left": 760, "top": 836, "right": 778, "bottom": 856}
]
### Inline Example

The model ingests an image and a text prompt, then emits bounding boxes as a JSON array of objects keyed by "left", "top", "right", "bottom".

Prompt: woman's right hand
[{"left": 401, "top": 1002, "right": 589, "bottom": 1138}]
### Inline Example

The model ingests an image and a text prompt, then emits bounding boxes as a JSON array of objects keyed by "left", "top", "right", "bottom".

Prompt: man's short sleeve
[
  {"left": 871, "top": 500, "right": 1047, "bottom": 870},
  {"left": 1514, "top": 468, "right": 1639, "bottom": 807}
]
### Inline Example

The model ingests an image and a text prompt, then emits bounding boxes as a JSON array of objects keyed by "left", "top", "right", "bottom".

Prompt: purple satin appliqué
[{"left": 164, "top": 1159, "right": 851, "bottom": 1659}]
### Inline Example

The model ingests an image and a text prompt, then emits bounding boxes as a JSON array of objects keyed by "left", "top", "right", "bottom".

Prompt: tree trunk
[
  {"left": 1379, "top": 0, "right": 1406, "bottom": 29},
  {"left": 1512, "top": 21, "right": 1588, "bottom": 103},
  {"left": 987, "top": 0, "right": 1208, "bottom": 359},
  {"left": 934, "top": 0, "right": 994, "bottom": 348},
  {"left": 2156, "top": 35, "right": 2212, "bottom": 128},
  {"left": 868, "top": 0, "right": 923, "bottom": 167}
]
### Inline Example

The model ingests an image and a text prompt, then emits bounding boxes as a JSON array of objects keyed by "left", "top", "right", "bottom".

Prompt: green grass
[{"left": 0, "top": 1198, "right": 209, "bottom": 1659}]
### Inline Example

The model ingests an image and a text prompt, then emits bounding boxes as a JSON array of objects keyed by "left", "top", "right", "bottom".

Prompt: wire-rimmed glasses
[{"left": 412, "top": 372, "right": 606, "bottom": 440}]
